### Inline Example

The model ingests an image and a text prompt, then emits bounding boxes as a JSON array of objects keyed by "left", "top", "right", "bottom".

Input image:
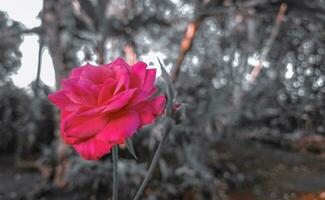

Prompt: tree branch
[
  {"left": 171, "top": 16, "right": 205, "bottom": 82},
  {"left": 249, "top": 3, "right": 287, "bottom": 81}
]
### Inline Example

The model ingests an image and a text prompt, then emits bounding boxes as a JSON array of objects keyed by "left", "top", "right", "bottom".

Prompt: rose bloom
[{"left": 48, "top": 58, "right": 166, "bottom": 160}]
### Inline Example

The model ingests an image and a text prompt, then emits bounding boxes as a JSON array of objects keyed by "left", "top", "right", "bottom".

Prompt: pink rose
[{"left": 48, "top": 58, "right": 166, "bottom": 160}]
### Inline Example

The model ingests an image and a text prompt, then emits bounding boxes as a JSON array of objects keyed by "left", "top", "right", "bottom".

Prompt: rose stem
[
  {"left": 112, "top": 145, "right": 119, "bottom": 200},
  {"left": 132, "top": 119, "right": 173, "bottom": 200}
]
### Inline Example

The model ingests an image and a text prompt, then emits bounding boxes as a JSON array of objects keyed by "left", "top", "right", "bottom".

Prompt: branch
[
  {"left": 43, "top": 0, "right": 68, "bottom": 88},
  {"left": 249, "top": 3, "right": 287, "bottom": 81},
  {"left": 35, "top": 11, "right": 45, "bottom": 97},
  {"left": 72, "top": 0, "right": 95, "bottom": 31},
  {"left": 124, "top": 42, "right": 137, "bottom": 65},
  {"left": 96, "top": 0, "right": 110, "bottom": 64},
  {"left": 35, "top": 33, "right": 44, "bottom": 97},
  {"left": 171, "top": 16, "right": 205, "bottom": 82}
]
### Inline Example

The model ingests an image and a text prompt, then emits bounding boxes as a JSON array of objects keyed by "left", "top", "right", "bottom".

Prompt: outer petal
[
  {"left": 69, "top": 66, "right": 84, "bottom": 79},
  {"left": 48, "top": 90, "right": 79, "bottom": 111},
  {"left": 62, "top": 111, "right": 109, "bottom": 143},
  {"left": 60, "top": 111, "right": 79, "bottom": 144},
  {"left": 73, "top": 138, "right": 112, "bottom": 160},
  {"left": 134, "top": 96, "right": 166, "bottom": 125},
  {"left": 96, "top": 110, "right": 141, "bottom": 143},
  {"left": 127, "top": 87, "right": 157, "bottom": 108},
  {"left": 130, "top": 61, "right": 147, "bottom": 88},
  {"left": 106, "top": 57, "right": 130, "bottom": 69},
  {"left": 143, "top": 69, "right": 156, "bottom": 91},
  {"left": 113, "top": 66, "right": 130, "bottom": 95}
]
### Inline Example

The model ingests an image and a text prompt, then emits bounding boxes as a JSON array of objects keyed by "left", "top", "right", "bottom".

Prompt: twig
[
  {"left": 112, "top": 145, "right": 119, "bottom": 200},
  {"left": 171, "top": 16, "right": 205, "bottom": 82},
  {"left": 238, "top": 0, "right": 268, "bottom": 8},
  {"left": 43, "top": 0, "right": 68, "bottom": 88},
  {"left": 124, "top": 42, "right": 137, "bottom": 65},
  {"left": 249, "top": 3, "right": 287, "bottom": 81},
  {"left": 72, "top": 0, "right": 95, "bottom": 31},
  {"left": 96, "top": 45, "right": 105, "bottom": 65},
  {"left": 35, "top": 31, "right": 43, "bottom": 97},
  {"left": 132, "top": 119, "right": 174, "bottom": 200},
  {"left": 43, "top": 0, "right": 71, "bottom": 188},
  {"left": 96, "top": 0, "right": 110, "bottom": 64}
]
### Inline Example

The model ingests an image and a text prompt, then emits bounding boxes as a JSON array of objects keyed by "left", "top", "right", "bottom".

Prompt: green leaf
[{"left": 126, "top": 138, "right": 137, "bottom": 160}]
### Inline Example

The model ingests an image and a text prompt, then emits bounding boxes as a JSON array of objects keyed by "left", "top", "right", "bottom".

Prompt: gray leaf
[{"left": 126, "top": 138, "right": 137, "bottom": 160}]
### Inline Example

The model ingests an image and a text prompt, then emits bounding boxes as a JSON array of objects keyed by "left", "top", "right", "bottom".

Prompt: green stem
[{"left": 112, "top": 145, "right": 119, "bottom": 200}]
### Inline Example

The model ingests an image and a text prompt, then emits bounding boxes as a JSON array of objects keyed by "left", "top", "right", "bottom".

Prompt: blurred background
[{"left": 0, "top": 0, "right": 325, "bottom": 199}]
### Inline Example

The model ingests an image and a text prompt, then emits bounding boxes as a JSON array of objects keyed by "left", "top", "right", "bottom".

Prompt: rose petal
[
  {"left": 98, "top": 78, "right": 116, "bottom": 105},
  {"left": 62, "top": 111, "right": 109, "bottom": 143},
  {"left": 130, "top": 61, "right": 147, "bottom": 88},
  {"left": 73, "top": 138, "right": 112, "bottom": 160},
  {"left": 48, "top": 90, "right": 79, "bottom": 111},
  {"left": 96, "top": 110, "right": 141, "bottom": 143},
  {"left": 69, "top": 66, "right": 84, "bottom": 79},
  {"left": 102, "top": 89, "right": 137, "bottom": 112},
  {"left": 80, "top": 64, "right": 113, "bottom": 84},
  {"left": 91, "top": 84, "right": 102, "bottom": 94},
  {"left": 134, "top": 96, "right": 166, "bottom": 125},
  {"left": 106, "top": 57, "right": 130, "bottom": 69},
  {"left": 127, "top": 87, "right": 157, "bottom": 108},
  {"left": 73, "top": 106, "right": 105, "bottom": 117},
  {"left": 143, "top": 69, "right": 156, "bottom": 91},
  {"left": 113, "top": 66, "right": 130, "bottom": 95},
  {"left": 62, "top": 79, "right": 98, "bottom": 106},
  {"left": 60, "top": 111, "right": 79, "bottom": 144}
]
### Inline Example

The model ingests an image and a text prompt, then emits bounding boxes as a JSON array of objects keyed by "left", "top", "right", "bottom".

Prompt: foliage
[
  {"left": 0, "top": 83, "right": 29, "bottom": 152},
  {"left": 0, "top": 82, "right": 55, "bottom": 156},
  {"left": 0, "top": 11, "right": 22, "bottom": 82}
]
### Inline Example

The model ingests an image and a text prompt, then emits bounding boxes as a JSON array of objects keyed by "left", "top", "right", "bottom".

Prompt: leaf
[
  {"left": 126, "top": 138, "right": 137, "bottom": 160},
  {"left": 157, "top": 57, "right": 174, "bottom": 116}
]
